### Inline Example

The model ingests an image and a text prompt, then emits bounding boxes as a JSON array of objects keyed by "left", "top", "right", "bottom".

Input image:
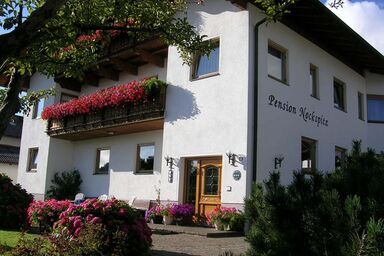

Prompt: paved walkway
[{"left": 149, "top": 224, "right": 248, "bottom": 256}]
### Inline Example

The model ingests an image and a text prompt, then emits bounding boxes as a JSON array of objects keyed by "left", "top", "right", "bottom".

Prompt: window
[
  {"left": 95, "top": 148, "right": 110, "bottom": 174},
  {"left": 32, "top": 98, "right": 45, "bottom": 119},
  {"left": 60, "top": 93, "right": 77, "bottom": 103},
  {"left": 358, "top": 92, "right": 364, "bottom": 120},
  {"left": 192, "top": 39, "right": 220, "bottom": 79},
  {"left": 310, "top": 64, "right": 318, "bottom": 99},
  {"left": 268, "top": 42, "right": 287, "bottom": 83},
  {"left": 334, "top": 79, "right": 346, "bottom": 111},
  {"left": 301, "top": 137, "right": 316, "bottom": 173},
  {"left": 367, "top": 95, "right": 384, "bottom": 123},
  {"left": 136, "top": 144, "right": 155, "bottom": 173},
  {"left": 335, "top": 147, "right": 346, "bottom": 168},
  {"left": 27, "top": 148, "right": 38, "bottom": 172}
]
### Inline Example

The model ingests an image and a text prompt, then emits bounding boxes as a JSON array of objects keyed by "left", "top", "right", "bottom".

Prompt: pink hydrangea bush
[
  {"left": 28, "top": 199, "right": 72, "bottom": 231},
  {"left": 54, "top": 198, "right": 152, "bottom": 254}
]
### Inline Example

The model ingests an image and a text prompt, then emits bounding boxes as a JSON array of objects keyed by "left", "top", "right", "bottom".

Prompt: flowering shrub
[
  {"left": 54, "top": 198, "right": 152, "bottom": 255},
  {"left": 0, "top": 174, "right": 33, "bottom": 229},
  {"left": 42, "top": 78, "right": 166, "bottom": 120},
  {"left": 28, "top": 199, "right": 72, "bottom": 231},
  {"left": 171, "top": 204, "right": 194, "bottom": 219}
]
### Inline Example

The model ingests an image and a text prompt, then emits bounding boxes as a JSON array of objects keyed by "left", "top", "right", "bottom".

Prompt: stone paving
[{"left": 150, "top": 233, "right": 248, "bottom": 256}]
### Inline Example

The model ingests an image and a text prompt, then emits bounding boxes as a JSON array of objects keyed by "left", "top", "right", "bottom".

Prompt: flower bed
[
  {"left": 42, "top": 78, "right": 166, "bottom": 121},
  {"left": 145, "top": 203, "right": 194, "bottom": 225},
  {"left": 207, "top": 207, "right": 244, "bottom": 231},
  {"left": 28, "top": 199, "right": 72, "bottom": 232}
]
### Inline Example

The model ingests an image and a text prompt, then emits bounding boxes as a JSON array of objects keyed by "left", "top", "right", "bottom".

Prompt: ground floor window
[
  {"left": 367, "top": 95, "right": 384, "bottom": 123},
  {"left": 301, "top": 137, "right": 316, "bottom": 173},
  {"left": 136, "top": 143, "right": 155, "bottom": 173},
  {"left": 27, "top": 148, "right": 38, "bottom": 172},
  {"left": 335, "top": 147, "right": 346, "bottom": 168},
  {"left": 95, "top": 148, "right": 110, "bottom": 175}
]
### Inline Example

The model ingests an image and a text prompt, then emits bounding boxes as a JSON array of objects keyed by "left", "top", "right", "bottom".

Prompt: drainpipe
[{"left": 252, "top": 18, "right": 266, "bottom": 183}]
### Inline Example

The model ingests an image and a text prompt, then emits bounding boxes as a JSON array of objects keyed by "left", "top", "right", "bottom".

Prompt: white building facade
[{"left": 17, "top": 0, "right": 384, "bottom": 216}]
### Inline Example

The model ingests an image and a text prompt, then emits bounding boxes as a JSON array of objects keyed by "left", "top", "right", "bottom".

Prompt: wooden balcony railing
[{"left": 46, "top": 88, "right": 166, "bottom": 141}]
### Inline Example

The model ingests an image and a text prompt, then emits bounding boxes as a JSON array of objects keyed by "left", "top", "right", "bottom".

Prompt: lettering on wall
[{"left": 268, "top": 95, "right": 329, "bottom": 127}]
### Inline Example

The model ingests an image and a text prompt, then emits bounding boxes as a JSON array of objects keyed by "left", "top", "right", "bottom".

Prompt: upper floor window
[
  {"left": 192, "top": 39, "right": 220, "bottom": 79},
  {"left": 32, "top": 98, "right": 45, "bottom": 119},
  {"left": 358, "top": 92, "right": 364, "bottom": 120},
  {"left": 310, "top": 64, "right": 319, "bottom": 99},
  {"left": 27, "top": 148, "right": 38, "bottom": 172},
  {"left": 268, "top": 42, "right": 287, "bottom": 83},
  {"left": 367, "top": 95, "right": 384, "bottom": 123},
  {"left": 334, "top": 79, "right": 346, "bottom": 111},
  {"left": 136, "top": 143, "right": 155, "bottom": 173},
  {"left": 95, "top": 148, "right": 110, "bottom": 175}
]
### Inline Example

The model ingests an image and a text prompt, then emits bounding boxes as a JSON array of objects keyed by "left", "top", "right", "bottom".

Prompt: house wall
[
  {"left": 17, "top": 73, "right": 56, "bottom": 200},
  {"left": 249, "top": 5, "right": 368, "bottom": 184},
  {"left": 366, "top": 72, "right": 384, "bottom": 152},
  {"left": 161, "top": 1, "right": 250, "bottom": 206},
  {"left": 0, "top": 163, "right": 18, "bottom": 182}
]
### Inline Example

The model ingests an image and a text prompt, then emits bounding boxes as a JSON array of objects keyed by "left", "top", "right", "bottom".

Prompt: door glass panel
[
  {"left": 186, "top": 160, "right": 198, "bottom": 204},
  {"left": 204, "top": 166, "right": 219, "bottom": 195}
]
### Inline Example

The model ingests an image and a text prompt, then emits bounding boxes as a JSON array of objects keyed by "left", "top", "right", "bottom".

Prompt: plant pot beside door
[{"left": 163, "top": 215, "right": 174, "bottom": 225}]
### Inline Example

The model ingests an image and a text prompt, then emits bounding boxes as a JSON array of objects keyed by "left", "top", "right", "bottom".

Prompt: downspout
[{"left": 252, "top": 18, "right": 266, "bottom": 183}]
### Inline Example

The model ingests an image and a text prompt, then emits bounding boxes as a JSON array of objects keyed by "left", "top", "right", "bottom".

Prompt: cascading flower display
[{"left": 42, "top": 78, "right": 165, "bottom": 120}]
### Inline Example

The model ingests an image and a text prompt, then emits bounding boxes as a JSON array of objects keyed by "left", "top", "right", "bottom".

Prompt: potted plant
[
  {"left": 171, "top": 204, "right": 194, "bottom": 225},
  {"left": 145, "top": 205, "right": 162, "bottom": 224},
  {"left": 207, "top": 207, "right": 242, "bottom": 231},
  {"left": 160, "top": 204, "right": 174, "bottom": 225}
]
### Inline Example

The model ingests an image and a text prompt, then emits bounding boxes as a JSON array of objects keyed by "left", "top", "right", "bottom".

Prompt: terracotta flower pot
[{"left": 163, "top": 215, "right": 174, "bottom": 225}]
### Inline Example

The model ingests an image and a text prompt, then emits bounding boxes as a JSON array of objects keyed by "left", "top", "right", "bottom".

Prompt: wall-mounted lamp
[
  {"left": 165, "top": 155, "right": 176, "bottom": 183},
  {"left": 274, "top": 156, "right": 284, "bottom": 169},
  {"left": 226, "top": 151, "right": 245, "bottom": 167}
]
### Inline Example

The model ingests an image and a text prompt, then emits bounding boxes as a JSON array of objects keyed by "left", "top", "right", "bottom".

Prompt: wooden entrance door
[{"left": 185, "top": 157, "right": 222, "bottom": 217}]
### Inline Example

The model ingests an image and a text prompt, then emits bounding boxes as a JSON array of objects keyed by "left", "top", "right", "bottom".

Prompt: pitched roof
[
  {"left": 4, "top": 116, "right": 23, "bottom": 138},
  {"left": 0, "top": 145, "right": 19, "bottom": 165}
]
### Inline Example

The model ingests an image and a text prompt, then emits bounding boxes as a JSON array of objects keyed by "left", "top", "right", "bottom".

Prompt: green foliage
[
  {"left": 0, "top": 174, "right": 33, "bottom": 230},
  {"left": 245, "top": 141, "right": 384, "bottom": 256},
  {"left": 46, "top": 170, "right": 82, "bottom": 200},
  {"left": 0, "top": 87, "right": 56, "bottom": 116},
  {"left": 254, "top": 0, "right": 296, "bottom": 22}
]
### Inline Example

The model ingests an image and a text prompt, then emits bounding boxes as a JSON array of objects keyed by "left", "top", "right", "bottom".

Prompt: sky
[{"left": 322, "top": 0, "right": 384, "bottom": 54}]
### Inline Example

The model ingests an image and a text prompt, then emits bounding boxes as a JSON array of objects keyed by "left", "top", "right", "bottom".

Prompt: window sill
[
  {"left": 191, "top": 72, "right": 220, "bottom": 81},
  {"left": 311, "top": 95, "right": 320, "bottom": 101},
  {"left": 368, "top": 120, "right": 384, "bottom": 124},
  {"left": 268, "top": 75, "right": 289, "bottom": 86},
  {"left": 334, "top": 106, "right": 347, "bottom": 113},
  {"left": 27, "top": 170, "right": 37, "bottom": 173},
  {"left": 135, "top": 170, "right": 154, "bottom": 175},
  {"left": 93, "top": 172, "right": 109, "bottom": 175}
]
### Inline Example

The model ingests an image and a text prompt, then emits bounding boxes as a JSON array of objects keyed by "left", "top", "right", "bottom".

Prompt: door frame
[{"left": 183, "top": 156, "right": 223, "bottom": 214}]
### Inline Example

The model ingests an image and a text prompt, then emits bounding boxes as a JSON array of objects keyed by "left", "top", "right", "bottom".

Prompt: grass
[{"left": 0, "top": 230, "right": 40, "bottom": 253}]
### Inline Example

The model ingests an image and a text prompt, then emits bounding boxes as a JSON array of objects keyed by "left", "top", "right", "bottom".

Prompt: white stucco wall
[
  {"left": 17, "top": 73, "right": 56, "bottom": 199},
  {"left": 162, "top": 1, "right": 250, "bottom": 205},
  {"left": 0, "top": 163, "right": 18, "bottom": 182},
  {"left": 366, "top": 72, "right": 384, "bottom": 152},
  {"left": 250, "top": 5, "right": 368, "bottom": 184}
]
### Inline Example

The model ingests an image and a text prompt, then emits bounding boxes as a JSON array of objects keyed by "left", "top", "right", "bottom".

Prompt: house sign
[{"left": 268, "top": 94, "right": 329, "bottom": 127}]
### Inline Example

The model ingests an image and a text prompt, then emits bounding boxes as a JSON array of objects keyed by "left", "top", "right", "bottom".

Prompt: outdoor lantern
[
  {"left": 226, "top": 151, "right": 244, "bottom": 166},
  {"left": 165, "top": 155, "right": 176, "bottom": 183}
]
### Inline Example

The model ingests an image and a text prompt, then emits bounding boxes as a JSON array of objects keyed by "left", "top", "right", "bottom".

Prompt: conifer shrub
[
  {"left": 245, "top": 141, "right": 384, "bottom": 256},
  {"left": 46, "top": 170, "right": 82, "bottom": 200}
]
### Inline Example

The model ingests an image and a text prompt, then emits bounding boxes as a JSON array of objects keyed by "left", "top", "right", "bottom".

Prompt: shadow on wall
[{"left": 166, "top": 84, "right": 200, "bottom": 125}]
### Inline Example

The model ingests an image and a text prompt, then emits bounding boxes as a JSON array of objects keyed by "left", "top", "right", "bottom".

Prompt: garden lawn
[{"left": 0, "top": 230, "right": 40, "bottom": 252}]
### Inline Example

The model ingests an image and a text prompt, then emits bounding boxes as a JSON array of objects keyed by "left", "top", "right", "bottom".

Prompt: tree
[{"left": 0, "top": 0, "right": 210, "bottom": 138}]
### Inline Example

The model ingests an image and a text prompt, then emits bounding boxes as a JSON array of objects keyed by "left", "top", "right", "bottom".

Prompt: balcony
[{"left": 45, "top": 80, "right": 166, "bottom": 141}]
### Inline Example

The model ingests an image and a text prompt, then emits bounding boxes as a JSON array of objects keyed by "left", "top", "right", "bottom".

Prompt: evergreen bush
[{"left": 46, "top": 170, "right": 82, "bottom": 200}]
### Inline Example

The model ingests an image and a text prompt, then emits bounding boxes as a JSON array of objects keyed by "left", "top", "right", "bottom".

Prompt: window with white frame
[
  {"left": 268, "top": 42, "right": 287, "bottom": 83},
  {"left": 136, "top": 143, "right": 155, "bottom": 173},
  {"left": 301, "top": 137, "right": 316, "bottom": 173},
  {"left": 27, "top": 148, "right": 39, "bottom": 172},
  {"left": 310, "top": 64, "right": 318, "bottom": 99},
  {"left": 358, "top": 92, "right": 364, "bottom": 120},
  {"left": 335, "top": 146, "right": 346, "bottom": 168},
  {"left": 32, "top": 98, "right": 45, "bottom": 119},
  {"left": 95, "top": 148, "right": 110, "bottom": 174},
  {"left": 334, "top": 79, "right": 346, "bottom": 111},
  {"left": 192, "top": 39, "right": 220, "bottom": 79}
]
